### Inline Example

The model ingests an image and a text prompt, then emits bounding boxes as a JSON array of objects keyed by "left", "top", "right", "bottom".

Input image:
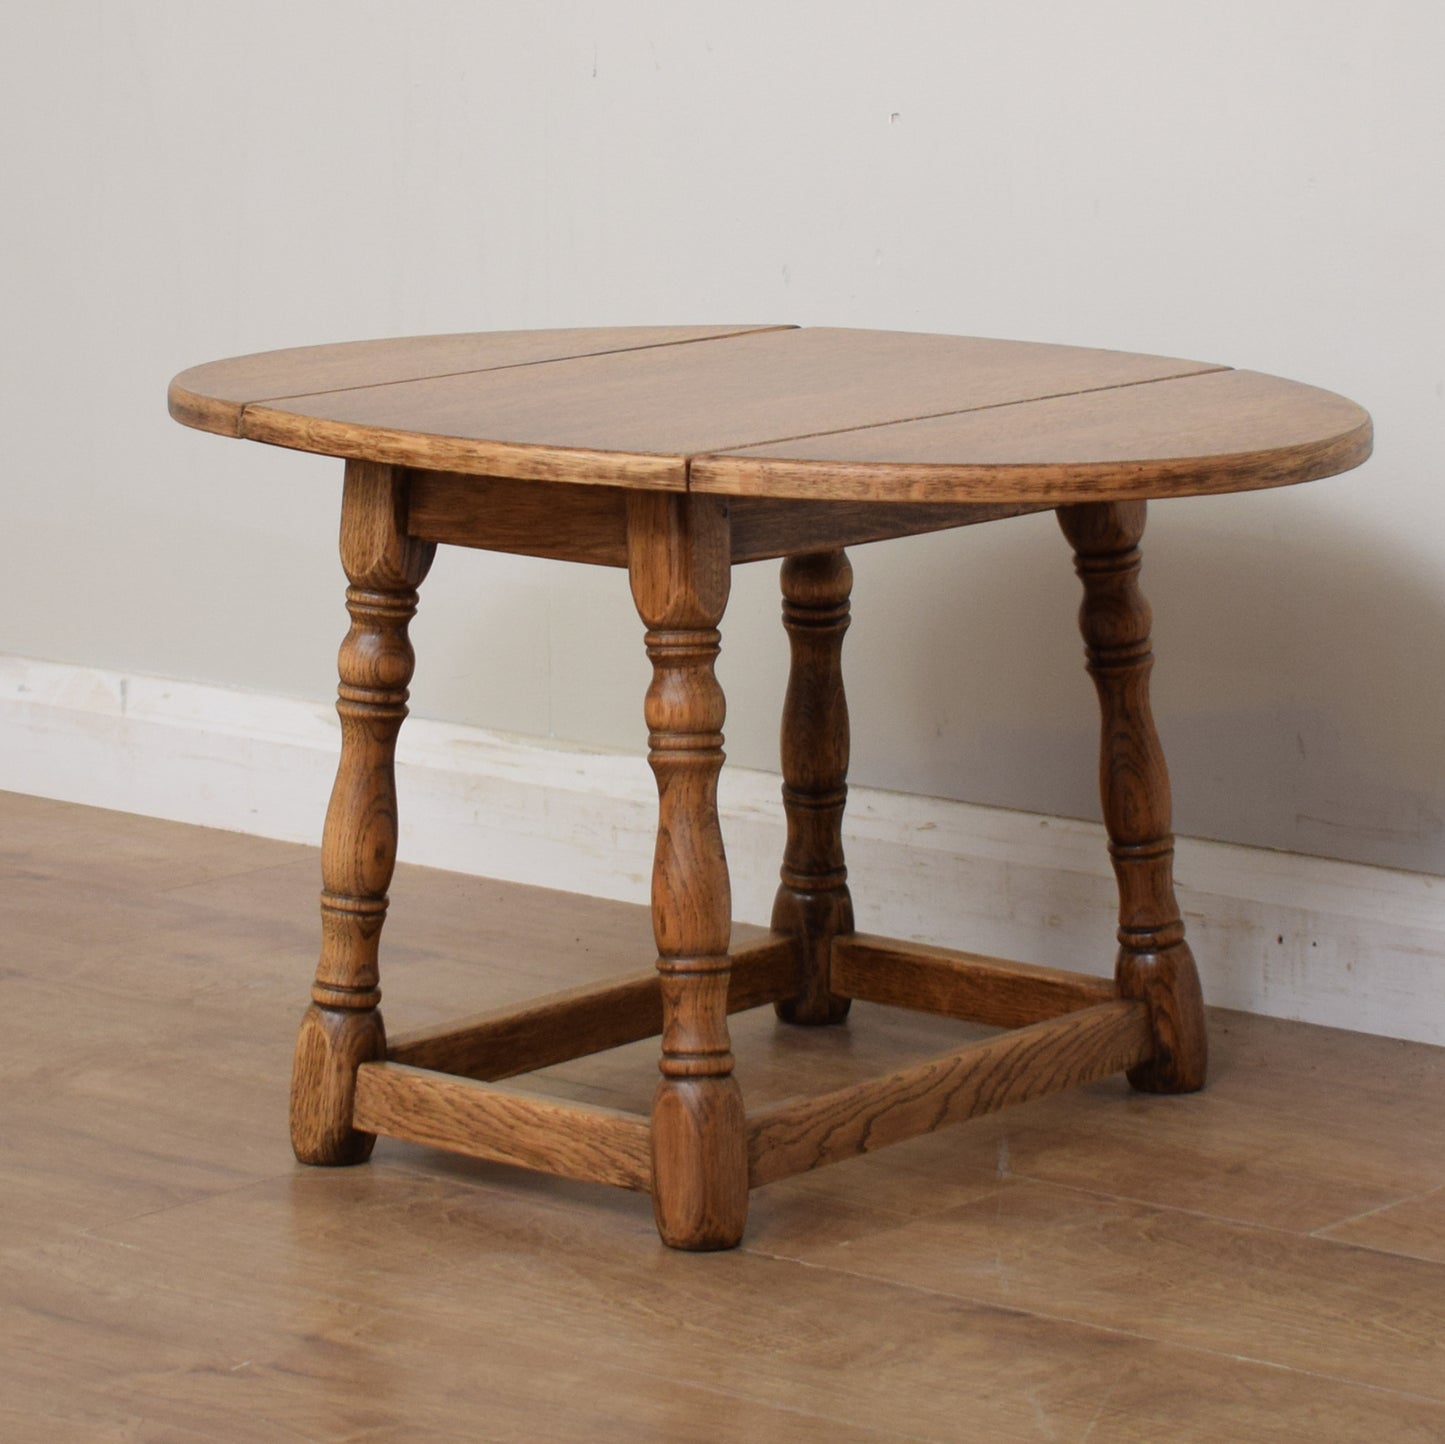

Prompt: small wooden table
[{"left": 170, "top": 326, "right": 1371, "bottom": 1250}]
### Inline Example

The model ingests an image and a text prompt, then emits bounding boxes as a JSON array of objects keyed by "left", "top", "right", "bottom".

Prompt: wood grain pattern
[
  {"left": 172, "top": 326, "right": 1371, "bottom": 505},
  {"left": 404, "top": 469, "right": 632, "bottom": 564},
  {"left": 402, "top": 476, "right": 1047, "bottom": 568},
  {"left": 353, "top": 1061, "right": 652, "bottom": 1190},
  {"left": 290, "top": 461, "right": 435, "bottom": 1165},
  {"left": 628, "top": 492, "right": 748, "bottom": 1248},
  {"left": 175, "top": 328, "right": 1221, "bottom": 491},
  {"left": 771, "top": 551, "right": 855, "bottom": 1026},
  {"left": 693, "top": 367, "right": 1372, "bottom": 502},
  {"left": 1059, "top": 501, "right": 1207, "bottom": 1092},
  {"left": 13, "top": 797, "right": 1445, "bottom": 1440},
  {"left": 238, "top": 402, "right": 691, "bottom": 489},
  {"left": 164, "top": 325, "right": 1378, "bottom": 1252},
  {"left": 727, "top": 497, "right": 1051, "bottom": 563},
  {"left": 1317, "top": 1186, "right": 1445, "bottom": 1264},
  {"left": 747, "top": 1001, "right": 1153, "bottom": 1187},
  {"left": 790, "top": 1174, "right": 1445, "bottom": 1411},
  {"left": 385, "top": 933, "right": 796, "bottom": 1081},
  {"left": 832, "top": 934, "right": 1118, "bottom": 1027},
  {"left": 167, "top": 325, "right": 788, "bottom": 438},
  {"left": 235, "top": 327, "right": 1220, "bottom": 471}
]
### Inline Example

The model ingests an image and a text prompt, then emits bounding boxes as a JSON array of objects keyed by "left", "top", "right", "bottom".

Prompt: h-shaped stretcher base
[{"left": 289, "top": 465, "right": 1206, "bottom": 1251}]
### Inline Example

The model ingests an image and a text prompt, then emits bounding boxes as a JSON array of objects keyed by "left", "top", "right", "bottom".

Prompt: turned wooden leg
[
  {"left": 291, "top": 461, "right": 435, "bottom": 1164},
  {"left": 628, "top": 493, "right": 747, "bottom": 1250},
  {"left": 773, "top": 550, "right": 854, "bottom": 1026},
  {"left": 1058, "top": 500, "right": 1207, "bottom": 1094}
]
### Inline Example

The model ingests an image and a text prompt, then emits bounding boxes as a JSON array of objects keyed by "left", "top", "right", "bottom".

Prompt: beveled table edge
[{"left": 688, "top": 417, "right": 1375, "bottom": 503}]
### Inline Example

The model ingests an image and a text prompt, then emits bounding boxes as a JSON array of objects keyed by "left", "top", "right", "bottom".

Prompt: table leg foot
[
  {"left": 291, "top": 1004, "right": 386, "bottom": 1165},
  {"left": 1059, "top": 500, "right": 1207, "bottom": 1095},
  {"left": 652, "top": 1074, "right": 749, "bottom": 1250},
  {"left": 772, "top": 550, "right": 854, "bottom": 1027},
  {"left": 1115, "top": 937, "right": 1207, "bottom": 1094},
  {"left": 291, "top": 461, "right": 435, "bottom": 1163}
]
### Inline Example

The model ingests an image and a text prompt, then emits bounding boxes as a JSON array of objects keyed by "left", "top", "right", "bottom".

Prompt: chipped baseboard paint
[{"left": 3, "top": 652, "right": 1441, "bottom": 1044}]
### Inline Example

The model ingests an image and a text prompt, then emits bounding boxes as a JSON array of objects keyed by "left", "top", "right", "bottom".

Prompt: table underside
[{"left": 403, "top": 467, "right": 1053, "bottom": 565}]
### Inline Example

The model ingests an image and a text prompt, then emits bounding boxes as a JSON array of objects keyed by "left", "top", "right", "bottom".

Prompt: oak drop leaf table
[{"left": 169, "top": 326, "right": 1371, "bottom": 1250}]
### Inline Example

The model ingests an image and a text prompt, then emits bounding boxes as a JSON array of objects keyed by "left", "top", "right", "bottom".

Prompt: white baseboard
[{"left": 4, "top": 652, "right": 1442, "bottom": 1045}]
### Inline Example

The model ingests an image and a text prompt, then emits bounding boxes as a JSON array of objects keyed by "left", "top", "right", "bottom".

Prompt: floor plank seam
[
  {"left": 596, "top": 1364, "right": 946, "bottom": 1444},
  {"left": 364, "top": 1153, "right": 658, "bottom": 1229},
  {"left": 75, "top": 1170, "right": 319, "bottom": 1241},
  {"left": 157, "top": 857, "right": 322, "bottom": 897},
  {"left": 1001, "top": 1170, "right": 1338, "bottom": 1238},
  {"left": 11, "top": 797, "right": 1445, "bottom": 1436},
  {"left": 737, "top": 1248, "right": 1445, "bottom": 1404},
  {"left": 1073, "top": 1369, "right": 1129, "bottom": 1444},
  {"left": 1308, "top": 1182, "right": 1445, "bottom": 1241}
]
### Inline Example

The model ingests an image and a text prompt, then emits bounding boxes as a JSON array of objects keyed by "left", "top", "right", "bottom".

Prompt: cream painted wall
[{"left": 2, "top": 1, "right": 1442, "bottom": 874}]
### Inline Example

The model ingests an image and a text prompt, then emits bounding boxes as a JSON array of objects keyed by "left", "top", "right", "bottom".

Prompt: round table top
[{"left": 169, "top": 325, "right": 1371, "bottom": 504}]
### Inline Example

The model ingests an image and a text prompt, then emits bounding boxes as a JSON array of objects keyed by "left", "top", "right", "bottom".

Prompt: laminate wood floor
[{"left": 4, "top": 790, "right": 1444, "bottom": 1442}]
